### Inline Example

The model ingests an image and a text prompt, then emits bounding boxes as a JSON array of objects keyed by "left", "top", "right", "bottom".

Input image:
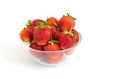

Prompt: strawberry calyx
[
  {"left": 26, "top": 20, "right": 33, "bottom": 28},
  {"left": 35, "top": 21, "right": 51, "bottom": 29},
  {"left": 48, "top": 38, "right": 59, "bottom": 45},
  {"left": 63, "top": 29, "right": 76, "bottom": 37},
  {"left": 35, "top": 22, "right": 45, "bottom": 28},
  {"left": 63, "top": 13, "right": 77, "bottom": 20},
  {"left": 35, "top": 22, "right": 47, "bottom": 28},
  {"left": 67, "top": 13, "right": 77, "bottom": 20}
]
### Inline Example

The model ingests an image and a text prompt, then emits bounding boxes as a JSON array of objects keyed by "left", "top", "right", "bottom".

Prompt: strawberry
[
  {"left": 59, "top": 32, "right": 76, "bottom": 49},
  {"left": 47, "top": 17, "right": 60, "bottom": 34},
  {"left": 47, "top": 17, "right": 59, "bottom": 26},
  {"left": 33, "top": 19, "right": 44, "bottom": 26},
  {"left": 43, "top": 39, "right": 60, "bottom": 51},
  {"left": 29, "top": 43, "right": 44, "bottom": 58},
  {"left": 50, "top": 25, "right": 57, "bottom": 34},
  {"left": 59, "top": 13, "right": 76, "bottom": 31},
  {"left": 72, "top": 29, "right": 80, "bottom": 42},
  {"left": 28, "top": 24, "right": 35, "bottom": 32},
  {"left": 46, "top": 52, "right": 63, "bottom": 63},
  {"left": 33, "top": 23, "right": 52, "bottom": 45},
  {"left": 29, "top": 43, "right": 42, "bottom": 50},
  {"left": 52, "top": 30, "right": 61, "bottom": 40},
  {"left": 26, "top": 19, "right": 44, "bottom": 32},
  {"left": 19, "top": 28, "right": 33, "bottom": 42},
  {"left": 44, "top": 43, "right": 60, "bottom": 51},
  {"left": 26, "top": 20, "right": 35, "bottom": 32},
  {"left": 43, "top": 39, "right": 63, "bottom": 63}
]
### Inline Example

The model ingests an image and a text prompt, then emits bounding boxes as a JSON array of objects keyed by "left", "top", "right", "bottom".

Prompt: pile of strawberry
[{"left": 20, "top": 13, "right": 80, "bottom": 51}]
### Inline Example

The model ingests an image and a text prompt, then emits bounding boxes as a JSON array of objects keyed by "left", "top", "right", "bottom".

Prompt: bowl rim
[{"left": 28, "top": 33, "right": 82, "bottom": 53}]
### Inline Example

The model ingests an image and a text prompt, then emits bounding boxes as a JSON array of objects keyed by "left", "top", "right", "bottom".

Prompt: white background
[{"left": 0, "top": 0, "right": 120, "bottom": 79}]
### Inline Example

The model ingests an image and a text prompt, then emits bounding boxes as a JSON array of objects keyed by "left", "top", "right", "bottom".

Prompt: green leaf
[
  {"left": 28, "top": 20, "right": 33, "bottom": 24},
  {"left": 66, "top": 13, "right": 77, "bottom": 20},
  {"left": 26, "top": 20, "right": 33, "bottom": 28}
]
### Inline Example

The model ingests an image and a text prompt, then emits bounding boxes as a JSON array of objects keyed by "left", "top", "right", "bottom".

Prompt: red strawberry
[
  {"left": 26, "top": 20, "right": 34, "bottom": 32},
  {"left": 44, "top": 43, "right": 60, "bottom": 51},
  {"left": 43, "top": 38, "right": 60, "bottom": 51},
  {"left": 29, "top": 43, "right": 42, "bottom": 50},
  {"left": 59, "top": 32, "right": 76, "bottom": 49},
  {"left": 47, "top": 17, "right": 60, "bottom": 34},
  {"left": 46, "top": 52, "right": 63, "bottom": 63},
  {"left": 72, "top": 29, "right": 80, "bottom": 42},
  {"left": 19, "top": 28, "right": 33, "bottom": 42},
  {"left": 33, "top": 19, "right": 44, "bottom": 26},
  {"left": 52, "top": 30, "right": 61, "bottom": 40},
  {"left": 28, "top": 24, "right": 35, "bottom": 32},
  {"left": 26, "top": 19, "right": 44, "bottom": 32},
  {"left": 50, "top": 25, "right": 57, "bottom": 34},
  {"left": 59, "top": 13, "right": 76, "bottom": 31},
  {"left": 29, "top": 43, "right": 44, "bottom": 58},
  {"left": 47, "top": 17, "right": 59, "bottom": 26},
  {"left": 33, "top": 25, "right": 52, "bottom": 45},
  {"left": 43, "top": 39, "right": 63, "bottom": 63}
]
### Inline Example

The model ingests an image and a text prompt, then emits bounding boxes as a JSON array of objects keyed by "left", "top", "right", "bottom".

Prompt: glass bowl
[{"left": 28, "top": 33, "right": 82, "bottom": 66}]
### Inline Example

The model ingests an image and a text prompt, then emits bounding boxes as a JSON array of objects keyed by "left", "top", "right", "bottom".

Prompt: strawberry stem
[
  {"left": 35, "top": 22, "right": 46, "bottom": 29},
  {"left": 63, "top": 30, "right": 69, "bottom": 34},
  {"left": 63, "top": 29, "right": 76, "bottom": 37},
  {"left": 53, "top": 22, "right": 60, "bottom": 30},
  {"left": 48, "top": 38, "right": 59, "bottom": 45}
]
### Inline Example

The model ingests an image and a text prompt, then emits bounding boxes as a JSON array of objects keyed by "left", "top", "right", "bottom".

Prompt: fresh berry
[
  {"left": 59, "top": 32, "right": 76, "bottom": 49},
  {"left": 33, "top": 19, "right": 44, "bottom": 26},
  {"left": 44, "top": 39, "right": 60, "bottom": 51},
  {"left": 20, "top": 28, "right": 33, "bottom": 42},
  {"left": 29, "top": 43, "right": 44, "bottom": 58},
  {"left": 29, "top": 43, "right": 42, "bottom": 50},
  {"left": 43, "top": 39, "right": 63, "bottom": 63},
  {"left": 52, "top": 30, "right": 61, "bottom": 40},
  {"left": 72, "top": 29, "right": 80, "bottom": 42},
  {"left": 47, "top": 17, "right": 59, "bottom": 26},
  {"left": 50, "top": 25, "right": 57, "bottom": 34},
  {"left": 33, "top": 24, "right": 52, "bottom": 45},
  {"left": 59, "top": 13, "right": 75, "bottom": 31},
  {"left": 26, "top": 20, "right": 34, "bottom": 32},
  {"left": 47, "top": 17, "right": 60, "bottom": 34},
  {"left": 28, "top": 24, "right": 35, "bottom": 32},
  {"left": 46, "top": 52, "right": 63, "bottom": 63},
  {"left": 43, "top": 38, "right": 60, "bottom": 51},
  {"left": 26, "top": 19, "right": 44, "bottom": 32},
  {"left": 44, "top": 43, "right": 60, "bottom": 51}
]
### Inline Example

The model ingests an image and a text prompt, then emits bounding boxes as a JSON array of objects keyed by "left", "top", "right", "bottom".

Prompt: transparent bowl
[{"left": 28, "top": 33, "right": 82, "bottom": 66}]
